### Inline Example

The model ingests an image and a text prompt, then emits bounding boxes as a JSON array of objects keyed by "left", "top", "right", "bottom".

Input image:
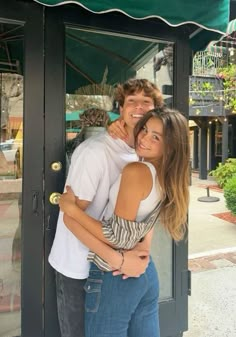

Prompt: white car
[
  {"left": 0, "top": 139, "right": 19, "bottom": 162},
  {"left": 0, "top": 139, "right": 22, "bottom": 178}
]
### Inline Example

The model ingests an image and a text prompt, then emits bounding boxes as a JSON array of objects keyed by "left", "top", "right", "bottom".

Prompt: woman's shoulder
[{"left": 122, "top": 161, "right": 153, "bottom": 179}]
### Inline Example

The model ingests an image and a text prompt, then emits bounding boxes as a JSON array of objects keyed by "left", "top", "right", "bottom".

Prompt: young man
[{"left": 48, "top": 78, "right": 163, "bottom": 337}]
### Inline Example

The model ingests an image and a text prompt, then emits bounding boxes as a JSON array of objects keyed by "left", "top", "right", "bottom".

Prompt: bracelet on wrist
[{"left": 118, "top": 250, "right": 125, "bottom": 271}]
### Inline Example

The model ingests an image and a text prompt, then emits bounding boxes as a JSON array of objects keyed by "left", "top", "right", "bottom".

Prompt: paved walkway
[
  {"left": 184, "top": 173, "right": 236, "bottom": 337},
  {"left": 188, "top": 173, "right": 236, "bottom": 255}
]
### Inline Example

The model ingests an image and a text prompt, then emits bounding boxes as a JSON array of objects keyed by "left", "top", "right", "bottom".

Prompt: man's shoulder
[{"left": 71, "top": 131, "right": 112, "bottom": 160}]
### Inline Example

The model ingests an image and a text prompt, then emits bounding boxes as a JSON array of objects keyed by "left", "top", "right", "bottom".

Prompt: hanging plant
[{"left": 217, "top": 64, "right": 236, "bottom": 113}]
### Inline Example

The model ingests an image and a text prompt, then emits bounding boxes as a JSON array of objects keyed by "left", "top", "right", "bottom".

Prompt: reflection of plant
[
  {"left": 191, "top": 80, "right": 214, "bottom": 97},
  {"left": 66, "top": 84, "right": 115, "bottom": 111},
  {"left": 217, "top": 64, "right": 236, "bottom": 113},
  {"left": 78, "top": 108, "right": 110, "bottom": 127},
  {"left": 209, "top": 158, "right": 236, "bottom": 188}
]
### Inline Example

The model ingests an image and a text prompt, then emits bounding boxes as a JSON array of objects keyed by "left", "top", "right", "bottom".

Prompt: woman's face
[{"left": 136, "top": 116, "right": 164, "bottom": 162}]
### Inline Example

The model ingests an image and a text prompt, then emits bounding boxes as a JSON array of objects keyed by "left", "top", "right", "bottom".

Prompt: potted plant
[{"left": 78, "top": 107, "right": 110, "bottom": 139}]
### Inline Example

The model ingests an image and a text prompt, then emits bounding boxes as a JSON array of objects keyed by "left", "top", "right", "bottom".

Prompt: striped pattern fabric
[{"left": 87, "top": 201, "right": 161, "bottom": 271}]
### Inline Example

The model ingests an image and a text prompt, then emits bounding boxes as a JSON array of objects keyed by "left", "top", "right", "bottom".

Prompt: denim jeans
[
  {"left": 55, "top": 271, "right": 86, "bottom": 337},
  {"left": 84, "top": 258, "right": 160, "bottom": 337}
]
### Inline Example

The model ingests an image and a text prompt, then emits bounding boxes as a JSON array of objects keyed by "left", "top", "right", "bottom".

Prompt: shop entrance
[{"left": 0, "top": 2, "right": 190, "bottom": 336}]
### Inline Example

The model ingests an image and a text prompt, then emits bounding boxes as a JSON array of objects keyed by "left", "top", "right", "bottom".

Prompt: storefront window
[{"left": 0, "top": 22, "right": 23, "bottom": 336}]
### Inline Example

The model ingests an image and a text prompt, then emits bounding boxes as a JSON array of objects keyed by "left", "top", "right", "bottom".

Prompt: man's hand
[
  {"left": 107, "top": 118, "right": 128, "bottom": 140},
  {"left": 59, "top": 186, "right": 77, "bottom": 216},
  {"left": 113, "top": 249, "right": 150, "bottom": 279}
]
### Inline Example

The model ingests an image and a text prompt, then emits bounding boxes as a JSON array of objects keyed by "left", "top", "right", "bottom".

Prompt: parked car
[{"left": 0, "top": 139, "right": 22, "bottom": 178}]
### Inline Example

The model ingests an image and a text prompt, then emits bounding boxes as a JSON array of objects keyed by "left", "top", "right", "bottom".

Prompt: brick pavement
[{"left": 189, "top": 251, "right": 236, "bottom": 272}]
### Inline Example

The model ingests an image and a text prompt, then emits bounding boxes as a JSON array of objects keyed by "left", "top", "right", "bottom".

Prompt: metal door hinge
[
  {"left": 187, "top": 269, "right": 191, "bottom": 296},
  {"left": 181, "top": 269, "right": 191, "bottom": 296}
]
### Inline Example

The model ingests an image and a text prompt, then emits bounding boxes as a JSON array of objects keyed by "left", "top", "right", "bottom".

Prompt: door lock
[
  {"left": 49, "top": 192, "right": 61, "bottom": 205},
  {"left": 51, "top": 161, "right": 62, "bottom": 171}
]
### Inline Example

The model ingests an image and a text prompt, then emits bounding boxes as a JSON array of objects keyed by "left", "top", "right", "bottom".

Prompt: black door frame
[{"left": 44, "top": 5, "right": 191, "bottom": 337}]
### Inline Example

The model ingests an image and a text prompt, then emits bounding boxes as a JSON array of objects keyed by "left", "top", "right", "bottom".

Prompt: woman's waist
[{"left": 89, "top": 255, "right": 155, "bottom": 274}]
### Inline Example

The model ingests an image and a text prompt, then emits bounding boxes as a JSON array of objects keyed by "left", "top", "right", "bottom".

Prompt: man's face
[{"left": 119, "top": 90, "right": 155, "bottom": 129}]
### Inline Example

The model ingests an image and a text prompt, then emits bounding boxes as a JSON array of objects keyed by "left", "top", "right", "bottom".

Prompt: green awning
[
  {"left": 65, "top": 28, "right": 159, "bottom": 92},
  {"left": 34, "top": 0, "right": 230, "bottom": 50}
]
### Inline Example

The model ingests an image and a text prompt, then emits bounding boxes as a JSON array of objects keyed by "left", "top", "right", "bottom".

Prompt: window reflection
[{"left": 0, "top": 71, "right": 23, "bottom": 335}]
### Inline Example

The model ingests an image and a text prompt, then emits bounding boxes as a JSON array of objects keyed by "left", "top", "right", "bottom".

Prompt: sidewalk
[
  {"left": 184, "top": 173, "right": 236, "bottom": 337},
  {"left": 188, "top": 173, "right": 236, "bottom": 255}
]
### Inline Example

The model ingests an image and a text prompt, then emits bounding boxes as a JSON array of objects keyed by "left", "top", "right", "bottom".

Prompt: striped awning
[
  {"left": 227, "top": 18, "right": 236, "bottom": 34},
  {"left": 206, "top": 18, "right": 236, "bottom": 51},
  {"left": 34, "top": 0, "right": 230, "bottom": 51}
]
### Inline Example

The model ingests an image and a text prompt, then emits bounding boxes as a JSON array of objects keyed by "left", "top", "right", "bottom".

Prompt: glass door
[
  {"left": 44, "top": 6, "right": 190, "bottom": 337},
  {"left": 0, "top": 1, "right": 45, "bottom": 336}
]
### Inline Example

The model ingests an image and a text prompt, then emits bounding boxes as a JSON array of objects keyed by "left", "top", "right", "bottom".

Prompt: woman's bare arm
[
  {"left": 60, "top": 163, "right": 151, "bottom": 242},
  {"left": 64, "top": 213, "right": 150, "bottom": 277}
]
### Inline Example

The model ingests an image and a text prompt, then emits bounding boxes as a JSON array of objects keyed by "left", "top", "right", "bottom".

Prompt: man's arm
[
  {"left": 62, "top": 190, "right": 150, "bottom": 277},
  {"left": 62, "top": 158, "right": 151, "bottom": 277},
  {"left": 60, "top": 188, "right": 116, "bottom": 246},
  {"left": 64, "top": 214, "right": 149, "bottom": 277},
  {"left": 76, "top": 198, "right": 90, "bottom": 211}
]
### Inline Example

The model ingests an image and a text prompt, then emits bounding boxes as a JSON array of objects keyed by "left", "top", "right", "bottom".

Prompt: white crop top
[{"left": 103, "top": 161, "right": 161, "bottom": 222}]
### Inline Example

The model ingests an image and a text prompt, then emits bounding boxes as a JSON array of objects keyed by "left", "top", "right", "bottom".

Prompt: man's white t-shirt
[{"left": 48, "top": 131, "right": 137, "bottom": 279}]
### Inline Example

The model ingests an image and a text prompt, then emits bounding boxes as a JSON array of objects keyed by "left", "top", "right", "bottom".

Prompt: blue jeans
[
  {"left": 84, "top": 258, "right": 160, "bottom": 337},
  {"left": 55, "top": 271, "right": 86, "bottom": 337}
]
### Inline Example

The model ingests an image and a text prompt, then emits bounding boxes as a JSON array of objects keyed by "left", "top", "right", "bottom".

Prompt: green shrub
[
  {"left": 209, "top": 158, "right": 236, "bottom": 188},
  {"left": 224, "top": 176, "right": 236, "bottom": 215}
]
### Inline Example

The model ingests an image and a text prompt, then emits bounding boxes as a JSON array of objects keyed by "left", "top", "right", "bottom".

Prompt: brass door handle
[
  {"left": 49, "top": 192, "right": 61, "bottom": 205},
  {"left": 51, "top": 161, "right": 62, "bottom": 171}
]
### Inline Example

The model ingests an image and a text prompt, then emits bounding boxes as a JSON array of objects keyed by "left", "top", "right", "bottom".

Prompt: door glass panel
[
  {"left": 65, "top": 27, "right": 173, "bottom": 300},
  {"left": 0, "top": 22, "right": 24, "bottom": 337}
]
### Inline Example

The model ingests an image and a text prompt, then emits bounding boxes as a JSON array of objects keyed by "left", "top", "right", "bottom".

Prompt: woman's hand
[
  {"left": 113, "top": 249, "right": 150, "bottom": 279},
  {"left": 107, "top": 118, "right": 128, "bottom": 140},
  {"left": 59, "top": 186, "right": 77, "bottom": 216}
]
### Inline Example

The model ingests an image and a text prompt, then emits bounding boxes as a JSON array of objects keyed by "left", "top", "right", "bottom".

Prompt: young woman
[{"left": 59, "top": 107, "right": 190, "bottom": 337}]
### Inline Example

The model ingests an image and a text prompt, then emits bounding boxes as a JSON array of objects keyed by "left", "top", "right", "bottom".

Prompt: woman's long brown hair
[{"left": 134, "top": 108, "right": 190, "bottom": 241}]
